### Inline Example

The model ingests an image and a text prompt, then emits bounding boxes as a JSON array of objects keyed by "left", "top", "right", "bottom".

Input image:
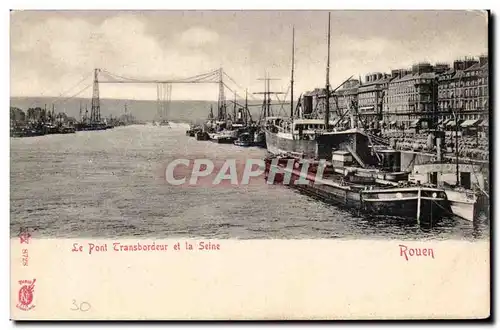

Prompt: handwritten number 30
[{"left": 71, "top": 299, "right": 91, "bottom": 312}]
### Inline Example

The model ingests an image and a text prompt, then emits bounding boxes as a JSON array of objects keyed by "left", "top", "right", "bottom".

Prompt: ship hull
[
  {"left": 209, "top": 131, "right": 238, "bottom": 144},
  {"left": 362, "top": 196, "right": 446, "bottom": 225},
  {"left": 449, "top": 201, "right": 475, "bottom": 222},
  {"left": 234, "top": 141, "right": 252, "bottom": 147},
  {"left": 291, "top": 181, "right": 447, "bottom": 225},
  {"left": 264, "top": 160, "right": 448, "bottom": 225},
  {"left": 265, "top": 130, "right": 317, "bottom": 158},
  {"left": 444, "top": 189, "right": 477, "bottom": 221},
  {"left": 195, "top": 132, "right": 210, "bottom": 141},
  {"left": 212, "top": 137, "right": 235, "bottom": 144}
]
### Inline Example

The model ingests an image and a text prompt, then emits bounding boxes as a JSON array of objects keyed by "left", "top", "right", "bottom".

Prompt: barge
[{"left": 264, "top": 154, "right": 449, "bottom": 226}]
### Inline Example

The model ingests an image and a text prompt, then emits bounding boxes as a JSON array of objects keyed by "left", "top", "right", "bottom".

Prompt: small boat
[
  {"left": 409, "top": 161, "right": 488, "bottom": 222},
  {"left": 234, "top": 132, "right": 253, "bottom": 147},
  {"left": 443, "top": 188, "right": 478, "bottom": 222},
  {"left": 186, "top": 125, "right": 201, "bottom": 137},
  {"left": 195, "top": 131, "right": 210, "bottom": 141},
  {"left": 74, "top": 122, "right": 109, "bottom": 131},
  {"left": 58, "top": 125, "right": 76, "bottom": 134},
  {"left": 44, "top": 124, "right": 59, "bottom": 135},
  {"left": 253, "top": 130, "right": 266, "bottom": 148},
  {"left": 209, "top": 130, "right": 238, "bottom": 144}
]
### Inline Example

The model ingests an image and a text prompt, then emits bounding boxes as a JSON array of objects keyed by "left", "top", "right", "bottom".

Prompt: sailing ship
[
  {"left": 206, "top": 99, "right": 240, "bottom": 143},
  {"left": 264, "top": 13, "right": 363, "bottom": 159},
  {"left": 263, "top": 15, "right": 451, "bottom": 225}
]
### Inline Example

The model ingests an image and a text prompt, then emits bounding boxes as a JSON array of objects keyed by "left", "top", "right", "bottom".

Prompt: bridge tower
[
  {"left": 91, "top": 68, "right": 101, "bottom": 123},
  {"left": 217, "top": 68, "right": 226, "bottom": 121}
]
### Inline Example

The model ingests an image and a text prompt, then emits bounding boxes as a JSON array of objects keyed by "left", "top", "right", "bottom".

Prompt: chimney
[
  {"left": 434, "top": 63, "right": 450, "bottom": 74},
  {"left": 463, "top": 57, "right": 479, "bottom": 70},
  {"left": 479, "top": 55, "right": 488, "bottom": 67},
  {"left": 454, "top": 60, "right": 465, "bottom": 71}
]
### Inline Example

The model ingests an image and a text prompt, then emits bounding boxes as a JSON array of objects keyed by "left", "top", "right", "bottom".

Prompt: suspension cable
[{"left": 52, "top": 83, "right": 93, "bottom": 106}]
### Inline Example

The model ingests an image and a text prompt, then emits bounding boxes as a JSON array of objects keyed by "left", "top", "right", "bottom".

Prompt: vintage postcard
[{"left": 10, "top": 10, "right": 490, "bottom": 320}]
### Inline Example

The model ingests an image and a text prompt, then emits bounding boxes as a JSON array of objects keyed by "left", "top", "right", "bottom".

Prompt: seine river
[{"left": 10, "top": 124, "right": 489, "bottom": 240}]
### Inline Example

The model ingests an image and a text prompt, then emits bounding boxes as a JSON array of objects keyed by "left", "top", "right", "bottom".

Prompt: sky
[{"left": 10, "top": 10, "right": 488, "bottom": 101}]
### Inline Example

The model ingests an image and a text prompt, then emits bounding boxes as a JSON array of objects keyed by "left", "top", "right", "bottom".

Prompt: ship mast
[
  {"left": 290, "top": 26, "right": 295, "bottom": 119},
  {"left": 233, "top": 91, "right": 237, "bottom": 121},
  {"left": 324, "top": 12, "right": 331, "bottom": 129},
  {"left": 245, "top": 89, "right": 249, "bottom": 124}
]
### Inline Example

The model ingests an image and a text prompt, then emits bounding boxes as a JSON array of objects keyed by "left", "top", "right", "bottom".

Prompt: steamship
[{"left": 264, "top": 13, "right": 363, "bottom": 159}]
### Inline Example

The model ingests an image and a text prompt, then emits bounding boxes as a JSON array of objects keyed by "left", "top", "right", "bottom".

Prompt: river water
[{"left": 10, "top": 124, "right": 489, "bottom": 240}]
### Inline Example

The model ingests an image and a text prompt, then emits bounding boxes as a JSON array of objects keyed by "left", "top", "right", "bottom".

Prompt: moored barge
[{"left": 264, "top": 155, "right": 449, "bottom": 226}]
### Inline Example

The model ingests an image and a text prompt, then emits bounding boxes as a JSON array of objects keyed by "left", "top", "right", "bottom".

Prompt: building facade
[
  {"left": 332, "top": 79, "right": 360, "bottom": 116},
  {"left": 357, "top": 73, "right": 390, "bottom": 128},
  {"left": 301, "top": 55, "right": 489, "bottom": 131},
  {"left": 383, "top": 64, "right": 439, "bottom": 129},
  {"left": 437, "top": 56, "right": 488, "bottom": 124}
]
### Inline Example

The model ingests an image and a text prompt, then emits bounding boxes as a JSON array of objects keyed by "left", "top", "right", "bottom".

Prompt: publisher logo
[{"left": 16, "top": 279, "right": 36, "bottom": 311}]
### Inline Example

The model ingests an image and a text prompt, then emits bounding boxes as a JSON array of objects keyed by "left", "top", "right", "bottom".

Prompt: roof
[
  {"left": 419, "top": 72, "right": 436, "bottom": 79},
  {"left": 479, "top": 118, "right": 489, "bottom": 127},
  {"left": 392, "top": 73, "right": 416, "bottom": 83},
  {"left": 304, "top": 88, "right": 326, "bottom": 96},
  {"left": 465, "top": 62, "right": 481, "bottom": 71},
  {"left": 292, "top": 119, "right": 336, "bottom": 125},
  {"left": 461, "top": 119, "right": 481, "bottom": 128},
  {"left": 452, "top": 71, "right": 465, "bottom": 79},
  {"left": 359, "top": 76, "right": 390, "bottom": 89},
  {"left": 446, "top": 119, "right": 464, "bottom": 127},
  {"left": 438, "top": 69, "right": 456, "bottom": 80},
  {"left": 391, "top": 72, "right": 435, "bottom": 83},
  {"left": 358, "top": 84, "right": 381, "bottom": 92},
  {"left": 410, "top": 118, "right": 422, "bottom": 128}
]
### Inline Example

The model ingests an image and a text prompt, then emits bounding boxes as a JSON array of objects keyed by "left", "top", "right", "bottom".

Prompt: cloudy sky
[{"left": 10, "top": 10, "right": 488, "bottom": 101}]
